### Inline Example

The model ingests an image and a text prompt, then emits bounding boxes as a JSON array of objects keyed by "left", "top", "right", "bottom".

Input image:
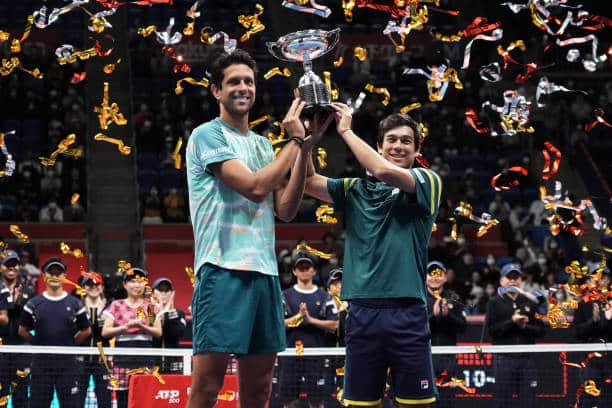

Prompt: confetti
[
  {"left": 316, "top": 147, "right": 328, "bottom": 170},
  {"left": 264, "top": 67, "right": 291, "bottom": 80},
  {"left": 93, "top": 82, "right": 128, "bottom": 130},
  {"left": 454, "top": 201, "right": 499, "bottom": 238},
  {"left": 295, "top": 340, "right": 304, "bottom": 356},
  {"left": 478, "top": 62, "right": 501, "bottom": 82},
  {"left": 584, "top": 108, "right": 612, "bottom": 132},
  {"left": 382, "top": 6, "right": 429, "bottom": 53},
  {"left": 287, "top": 313, "right": 303, "bottom": 328},
  {"left": 403, "top": 64, "right": 463, "bottom": 102},
  {"left": 364, "top": 83, "right": 390, "bottom": 106},
  {"left": 535, "top": 76, "right": 587, "bottom": 107},
  {"left": 556, "top": 34, "right": 607, "bottom": 72},
  {"left": 203, "top": 30, "right": 237, "bottom": 53},
  {"left": 80, "top": 270, "right": 103, "bottom": 285},
  {"left": 172, "top": 137, "right": 183, "bottom": 170},
  {"left": 10, "top": 225, "right": 29, "bottom": 243},
  {"left": 238, "top": 4, "right": 265, "bottom": 43},
  {"left": 217, "top": 391, "right": 236, "bottom": 401},
  {"left": 175, "top": 77, "right": 209, "bottom": 95},
  {"left": 0, "top": 130, "right": 16, "bottom": 177},
  {"left": 94, "top": 133, "right": 131, "bottom": 155},
  {"left": 316, "top": 204, "right": 338, "bottom": 224},
  {"left": 156, "top": 18, "right": 183, "bottom": 45},
  {"left": 88, "top": 8, "right": 117, "bottom": 33},
  {"left": 0, "top": 57, "right": 43, "bottom": 79},
  {"left": 249, "top": 115, "right": 269, "bottom": 128},
  {"left": 399, "top": 102, "right": 422, "bottom": 114},
  {"left": 496, "top": 40, "right": 526, "bottom": 69},
  {"left": 282, "top": 0, "right": 331, "bottom": 18},
  {"left": 55, "top": 44, "right": 99, "bottom": 65},
  {"left": 482, "top": 89, "right": 533, "bottom": 136},
  {"left": 103, "top": 58, "right": 122, "bottom": 74},
  {"left": 39, "top": 133, "right": 82, "bottom": 167},
  {"left": 296, "top": 243, "right": 334, "bottom": 259},
  {"left": 541, "top": 141, "right": 561, "bottom": 180},
  {"left": 464, "top": 108, "right": 490, "bottom": 134},
  {"left": 185, "top": 266, "right": 195, "bottom": 287},
  {"left": 354, "top": 47, "right": 367, "bottom": 61},
  {"left": 118, "top": 260, "right": 132, "bottom": 274},
  {"left": 60, "top": 242, "right": 85, "bottom": 259},
  {"left": 490, "top": 166, "right": 528, "bottom": 191},
  {"left": 461, "top": 28, "right": 503, "bottom": 69},
  {"left": 333, "top": 56, "right": 344, "bottom": 67},
  {"left": 341, "top": 0, "right": 356, "bottom": 21},
  {"left": 33, "top": 2, "right": 84, "bottom": 29},
  {"left": 70, "top": 72, "right": 87, "bottom": 84},
  {"left": 323, "top": 71, "right": 339, "bottom": 101}
]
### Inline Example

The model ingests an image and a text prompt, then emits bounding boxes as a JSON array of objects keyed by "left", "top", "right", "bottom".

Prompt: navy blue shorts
[{"left": 343, "top": 298, "right": 437, "bottom": 406}]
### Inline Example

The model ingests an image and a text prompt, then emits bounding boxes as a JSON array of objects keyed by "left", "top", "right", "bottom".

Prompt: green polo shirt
[{"left": 327, "top": 168, "right": 442, "bottom": 303}]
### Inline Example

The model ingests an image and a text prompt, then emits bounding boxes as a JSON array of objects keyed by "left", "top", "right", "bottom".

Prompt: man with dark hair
[
  {"left": 186, "top": 49, "right": 331, "bottom": 408},
  {"left": 280, "top": 252, "right": 338, "bottom": 408},
  {"left": 486, "top": 263, "right": 546, "bottom": 408},
  {"left": 0, "top": 250, "right": 35, "bottom": 407},
  {"left": 19, "top": 257, "right": 91, "bottom": 408},
  {"left": 305, "top": 108, "right": 442, "bottom": 407}
]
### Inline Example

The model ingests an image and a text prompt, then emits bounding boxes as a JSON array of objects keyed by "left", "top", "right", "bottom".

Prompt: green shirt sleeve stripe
[{"left": 343, "top": 178, "right": 358, "bottom": 197}]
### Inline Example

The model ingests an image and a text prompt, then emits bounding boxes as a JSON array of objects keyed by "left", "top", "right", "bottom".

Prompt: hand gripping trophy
[{"left": 267, "top": 28, "right": 341, "bottom": 116}]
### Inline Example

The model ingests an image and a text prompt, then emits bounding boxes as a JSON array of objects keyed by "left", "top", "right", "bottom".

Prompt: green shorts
[{"left": 192, "top": 263, "right": 286, "bottom": 356}]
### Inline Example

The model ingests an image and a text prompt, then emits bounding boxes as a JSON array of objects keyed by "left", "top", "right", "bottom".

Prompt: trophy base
[{"left": 302, "top": 103, "right": 334, "bottom": 118}]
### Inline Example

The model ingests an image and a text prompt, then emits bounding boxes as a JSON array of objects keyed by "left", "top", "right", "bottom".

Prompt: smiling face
[
  {"left": 377, "top": 125, "right": 419, "bottom": 169},
  {"left": 211, "top": 63, "right": 256, "bottom": 119},
  {"left": 1, "top": 259, "right": 20, "bottom": 282}
]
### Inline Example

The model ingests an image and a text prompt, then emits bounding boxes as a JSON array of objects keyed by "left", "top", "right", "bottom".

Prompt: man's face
[
  {"left": 44, "top": 265, "right": 66, "bottom": 289},
  {"left": 500, "top": 271, "right": 522, "bottom": 288},
  {"left": 377, "top": 125, "right": 419, "bottom": 169},
  {"left": 292, "top": 261, "right": 315, "bottom": 282},
  {"left": 1, "top": 259, "right": 20, "bottom": 281},
  {"left": 212, "top": 63, "right": 256, "bottom": 118}
]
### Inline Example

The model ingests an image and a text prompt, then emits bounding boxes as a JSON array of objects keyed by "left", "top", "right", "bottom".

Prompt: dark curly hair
[
  {"left": 209, "top": 49, "right": 258, "bottom": 88},
  {"left": 376, "top": 113, "right": 421, "bottom": 151}
]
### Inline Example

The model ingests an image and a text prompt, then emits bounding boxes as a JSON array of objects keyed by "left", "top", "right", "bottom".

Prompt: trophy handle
[{"left": 266, "top": 41, "right": 293, "bottom": 62}]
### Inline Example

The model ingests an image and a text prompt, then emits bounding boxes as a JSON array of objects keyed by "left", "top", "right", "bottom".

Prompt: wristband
[{"left": 288, "top": 136, "right": 305, "bottom": 147}]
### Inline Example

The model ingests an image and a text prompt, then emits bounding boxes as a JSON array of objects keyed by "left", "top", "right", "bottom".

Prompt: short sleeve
[
  {"left": 102, "top": 301, "right": 118, "bottom": 321},
  {"left": 327, "top": 178, "right": 359, "bottom": 211},
  {"left": 322, "top": 294, "right": 338, "bottom": 321},
  {"left": 405, "top": 168, "right": 442, "bottom": 217},
  {"left": 20, "top": 299, "right": 35, "bottom": 329},
  {"left": 74, "top": 299, "right": 91, "bottom": 330},
  {"left": 188, "top": 121, "right": 238, "bottom": 172}
]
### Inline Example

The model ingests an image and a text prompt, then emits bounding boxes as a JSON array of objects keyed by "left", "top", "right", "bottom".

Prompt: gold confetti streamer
[
  {"left": 287, "top": 313, "right": 303, "bottom": 328},
  {"left": 103, "top": 58, "right": 121, "bottom": 74},
  {"left": 267, "top": 121, "right": 287, "bottom": 146},
  {"left": 94, "top": 133, "right": 131, "bottom": 155},
  {"left": 175, "top": 77, "right": 209, "bottom": 95},
  {"left": 93, "top": 82, "right": 127, "bottom": 130},
  {"left": 137, "top": 25, "right": 157, "bottom": 37},
  {"left": 249, "top": 115, "right": 269, "bottom": 128},
  {"left": 316, "top": 147, "right": 327, "bottom": 169},
  {"left": 354, "top": 46, "right": 367, "bottom": 61},
  {"left": 71, "top": 193, "right": 80, "bottom": 205},
  {"left": 0, "top": 56, "right": 43, "bottom": 79},
  {"left": 39, "top": 133, "right": 82, "bottom": 167},
  {"left": 400, "top": 102, "right": 421, "bottom": 114},
  {"left": 296, "top": 242, "right": 334, "bottom": 259},
  {"left": 316, "top": 204, "right": 338, "bottom": 224},
  {"left": 183, "top": 21, "right": 195, "bottom": 36},
  {"left": 341, "top": 0, "right": 356, "bottom": 22},
  {"left": 364, "top": 83, "right": 390, "bottom": 106},
  {"left": 323, "top": 71, "right": 339, "bottom": 100},
  {"left": 172, "top": 137, "right": 183, "bottom": 170},
  {"left": 0, "top": 240, "right": 8, "bottom": 258},
  {"left": 238, "top": 3, "right": 265, "bottom": 43},
  {"left": 9, "top": 225, "right": 29, "bottom": 243},
  {"left": 295, "top": 340, "right": 304, "bottom": 356},
  {"left": 118, "top": 260, "right": 132, "bottom": 274},
  {"left": 60, "top": 242, "right": 85, "bottom": 259},
  {"left": 264, "top": 67, "right": 291, "bottom": 80},
  {"left": 217, "top": 390, "right": 236, "bottom": 401},
  {"left": 333, "top": 56, "right": 344, "bottom": 67},
  {"left": 185, "top": 266, "right": 195, "bottom": 287}
]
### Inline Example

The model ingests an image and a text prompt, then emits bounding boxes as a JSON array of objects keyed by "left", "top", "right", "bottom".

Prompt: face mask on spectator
[
  {"left": 537, "top": 257, "right": 547, "bottom": 265},
  {"left": 486, "top": 256, "right": 495, "bottom": 266}
]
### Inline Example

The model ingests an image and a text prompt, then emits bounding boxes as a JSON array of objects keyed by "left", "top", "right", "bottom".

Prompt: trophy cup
[{"left": 267, "top": 28, "right": 341, "bottom": 116}]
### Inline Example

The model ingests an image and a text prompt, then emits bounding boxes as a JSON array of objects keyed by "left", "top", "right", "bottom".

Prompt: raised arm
[
  {"left": 209, "top": 99, "right": 307, "bottom": 205},
  {"left": 330, "top": 103, "right": 417, "bottom": 193}
]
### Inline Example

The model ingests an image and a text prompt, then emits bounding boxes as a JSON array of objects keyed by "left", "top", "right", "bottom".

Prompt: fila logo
[
  {"left": 155, "top": 390, "right": 181, "bottom": 404},
  {"left": 420, "top": 379, "right": 429, "bottom": 390}
]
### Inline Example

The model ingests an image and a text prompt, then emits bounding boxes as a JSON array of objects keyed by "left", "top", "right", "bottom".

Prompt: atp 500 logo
[{"left": 155, "top": 389, "right": 181, "bottom": 404}]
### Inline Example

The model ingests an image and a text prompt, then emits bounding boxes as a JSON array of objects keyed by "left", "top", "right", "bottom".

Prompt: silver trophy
[{"left": 267, "top": 28, "right": 341, "bottom": 115}]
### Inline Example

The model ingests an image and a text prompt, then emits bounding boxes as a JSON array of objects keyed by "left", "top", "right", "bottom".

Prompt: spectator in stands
[
  {"left": 573, "top": 266, "right": 611, "bottom": 408},
  {"left": 515, "top": 237, "right": 538, "bottom": 270},
  {"left": 281, "top": 252, "right": 338, "bottom": 408},
  {"left": 162, "top": 188, "right": 186, "bottom": 222},
  {"left": 78, "top": 272, "right": 111, "bottom": 408},
  {"left": 63, "top": 200, "right": 85, "bottom": 222},
  {"left": 0, "top": 250, "right": 35, "bottom": 407},
  {"left": 19, "top": 257, "right": 92, "bottom": 408},
  {"left": 142, "top": 186, "right": 163, "bottom": 224},
  {"left": 425, "top": 261, "right": 466, "bottom": 408},
  {"left": 102, "top": 267, "right": 162, "bottom": 408},
  {"left": 19, "top": 248, "right": 41, "bottom": 291},
  {"left": 325, "top": 268, "right": 347, "bottom": 347},
  {"left": 39, "top": 200, "right": 64, "bottom": 222},
  {"left": 486, "top": 263, "right": 546, "bottom": 408},
  {"left": 152, "top": 277, "right": 187, "bottom": 374}
]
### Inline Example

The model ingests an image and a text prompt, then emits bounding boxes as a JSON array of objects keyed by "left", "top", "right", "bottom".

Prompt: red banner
[{"left": 128, "top": 374, "right": 238, "bottom": 408}]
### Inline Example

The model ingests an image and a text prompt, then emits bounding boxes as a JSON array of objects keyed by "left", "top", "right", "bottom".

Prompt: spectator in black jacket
[
  {"left": 573, "top": 266, "right": 611, "bottom": 408},
  {"left": 426, "top": 261, "right": 466, "bottom": 408},
  {"left": 152, "top": 277, "right": 187, "bottom": 374},
  {"left": 486, "top": 262, "right": 546, "bottom": 408},
  {"left": 0, "top": 250, "right": 35, "bottom": 407}
]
